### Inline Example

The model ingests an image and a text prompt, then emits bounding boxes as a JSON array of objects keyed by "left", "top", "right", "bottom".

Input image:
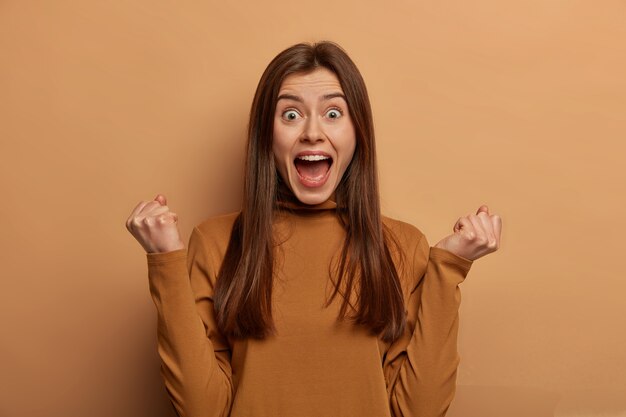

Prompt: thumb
[
  {"left": 154, "top": 194, "right": 167, "bottom": 206},
  {"left": 476, "top": 204, "right": 489, "bottom": 215},
  {"left": 434, "top": 230, "right": 460, "bottom": 250}
]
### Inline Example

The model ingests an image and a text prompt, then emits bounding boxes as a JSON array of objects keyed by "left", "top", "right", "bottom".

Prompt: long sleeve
[
  {"left": 383, "top": 232, "right": 473, "bottom": 417},
  {"left": 146, "top": 226, "right": 233, "bottom": 417}
]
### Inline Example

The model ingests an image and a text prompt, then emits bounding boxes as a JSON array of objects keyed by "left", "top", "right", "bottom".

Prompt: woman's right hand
[{"left": 126, "top": 194, "right": 185, "bottom": 254}]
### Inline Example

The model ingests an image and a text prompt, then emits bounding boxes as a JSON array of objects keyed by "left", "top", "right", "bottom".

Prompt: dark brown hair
[{"left": 213, "top": 41, "right": 407, "bottom": 344}]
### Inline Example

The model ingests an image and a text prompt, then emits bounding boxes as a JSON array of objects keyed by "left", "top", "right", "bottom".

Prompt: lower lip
[{"left": 295, "top": 162, "right": 332, "bottom": 188}]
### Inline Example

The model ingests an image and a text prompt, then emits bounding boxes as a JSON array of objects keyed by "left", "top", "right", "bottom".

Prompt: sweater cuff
[
  {"left": 429, "top": 246, "right": 473, "bottom": 275},
  {"left": 146, "top": 248, "right": 187, "bottom": 266}
]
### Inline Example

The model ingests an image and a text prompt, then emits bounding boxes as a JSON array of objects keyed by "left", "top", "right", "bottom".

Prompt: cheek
[
  {"left": 272, "top": 139, "right": 289, "bottom": 160},
  {"left": 335, "top": 126, "right": 357, "bottom": 166},
  {"left": 272, "top": 129, "right": 291, "bottom": 173},
  {"left": 272, "top": 123, "right": 291, "bottom": 149}
]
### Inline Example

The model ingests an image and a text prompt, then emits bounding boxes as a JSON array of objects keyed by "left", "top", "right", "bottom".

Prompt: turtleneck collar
[
  {"left": 274, "top": 179, "right": 338, "bottom": 211},
  {"left": 276, "top": 198, "right": 338, "bottom": 210}
]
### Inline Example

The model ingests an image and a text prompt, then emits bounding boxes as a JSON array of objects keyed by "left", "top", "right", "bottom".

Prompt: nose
[{"left": 300, "top": 115, "right": 325, "bottom": 143}]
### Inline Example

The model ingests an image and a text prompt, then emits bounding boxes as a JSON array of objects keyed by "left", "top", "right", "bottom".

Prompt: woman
[{"left": 126, "top": 41, "right": 501, "bottom": 417}]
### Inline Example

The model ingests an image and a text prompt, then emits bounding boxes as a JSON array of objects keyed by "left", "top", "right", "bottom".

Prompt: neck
[{"left": 274, "top": 180, "right": 337, "bottom": 211}]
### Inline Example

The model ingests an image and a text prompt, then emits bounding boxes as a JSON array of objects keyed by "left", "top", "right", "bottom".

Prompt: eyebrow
[{"left": 276, "top": 92, "right": 347, "bottom": 102}]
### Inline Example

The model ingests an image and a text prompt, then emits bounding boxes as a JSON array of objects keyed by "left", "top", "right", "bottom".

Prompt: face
[{"left": 272, "top": 67, "right": 357, "bottom": 205}]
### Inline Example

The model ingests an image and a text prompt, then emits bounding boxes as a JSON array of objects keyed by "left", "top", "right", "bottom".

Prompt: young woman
[{"left": 126, "top": 41, "right": 501, "bottom": 417}]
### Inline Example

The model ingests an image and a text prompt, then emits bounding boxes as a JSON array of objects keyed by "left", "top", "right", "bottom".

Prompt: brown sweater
[{"left": 146, "top": 196, "right": 473, "bottom": 417}]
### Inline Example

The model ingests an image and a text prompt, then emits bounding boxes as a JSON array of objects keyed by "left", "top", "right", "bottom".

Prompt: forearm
[
  {"left": 389, "top": 246, "right": 471, "bottom": 417},
  {"left": 147, "top": 249, "right": 233, "bottom": 417}
]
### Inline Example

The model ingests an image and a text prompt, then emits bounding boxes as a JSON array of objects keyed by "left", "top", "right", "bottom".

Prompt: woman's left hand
[{"left": 433, "top": 205, "right": 502, "bottom": 262}]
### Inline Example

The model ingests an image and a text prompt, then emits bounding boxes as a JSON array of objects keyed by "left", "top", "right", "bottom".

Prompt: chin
[
  {"left": 294, "top": 192, "right": 332, "bottom": 206},
  {"left": 288, "top": 174, "right": 335, "bottom": 205}
]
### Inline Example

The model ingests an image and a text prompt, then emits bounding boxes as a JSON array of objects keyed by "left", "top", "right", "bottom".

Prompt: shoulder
[
  {"left": 381, "top": 214, "right": 425, "bottom": 248},
  {"left": 189, "top": 210, "right": 241, "bottom": 258},
  {"left": 381, "top": 214, "right": 430, "bottom": 290},
  {"left": 194, "top": 210, "right": 241, "bottom": 240}
]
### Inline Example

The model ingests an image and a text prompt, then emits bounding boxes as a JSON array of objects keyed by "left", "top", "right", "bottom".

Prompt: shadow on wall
[
  {"left": 448, "top": 385, "right": 561, "bottom": 417},
  {"left": 138, "top": 338, "right": 178, "bottom": 417}
]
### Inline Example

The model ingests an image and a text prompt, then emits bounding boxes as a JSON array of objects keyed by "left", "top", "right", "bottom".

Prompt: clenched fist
[
  {"left": 126, "top": 194, "right": 185, "bottom": 254},
  {"left": 433, "top": 204, "right": 502, "bottom": 262}
]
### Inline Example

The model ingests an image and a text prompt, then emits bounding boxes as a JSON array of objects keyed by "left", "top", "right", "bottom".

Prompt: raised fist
[
  {"left": 433, "top": 204, "right": 502, "bottom": 262},
  {"left": 126, "top": 194, "right": 185, "bottom": 254}
]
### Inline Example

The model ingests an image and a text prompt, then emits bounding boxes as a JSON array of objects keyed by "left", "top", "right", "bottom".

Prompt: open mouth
[{"left": 293, "top": 155, "right": 333, "bottom": 184}]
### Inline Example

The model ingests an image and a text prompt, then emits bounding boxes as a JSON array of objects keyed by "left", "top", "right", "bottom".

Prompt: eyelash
[{"left": 282, "top": 107, "right": 344, "bottom": 121}]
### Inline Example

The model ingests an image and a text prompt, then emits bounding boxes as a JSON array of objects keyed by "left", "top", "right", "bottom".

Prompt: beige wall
[{"left": 1, "top": 1, "right": 625, "bottom": 416}]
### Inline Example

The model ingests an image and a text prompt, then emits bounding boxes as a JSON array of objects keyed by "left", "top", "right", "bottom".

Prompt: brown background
[{"left": 1, "top": 1, "right": 625, "bottom": 416}]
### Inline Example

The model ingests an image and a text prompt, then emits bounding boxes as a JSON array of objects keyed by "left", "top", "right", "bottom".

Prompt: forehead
[{"left": 279, "top": 67, "right": 343, "bottom": 94}]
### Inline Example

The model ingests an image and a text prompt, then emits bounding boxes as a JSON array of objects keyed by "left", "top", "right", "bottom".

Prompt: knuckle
[{"left": 157, "top": 212, "right": 177, "bottom": 224}]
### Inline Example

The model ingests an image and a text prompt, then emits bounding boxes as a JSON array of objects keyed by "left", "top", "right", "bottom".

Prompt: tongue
[{"left": 294, "top": 159, "right": 331, "bottom": 180}]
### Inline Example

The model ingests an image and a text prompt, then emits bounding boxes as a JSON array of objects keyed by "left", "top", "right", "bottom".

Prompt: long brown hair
[{"left": 213, "top": 41, "right": 407, "bottom": 344}]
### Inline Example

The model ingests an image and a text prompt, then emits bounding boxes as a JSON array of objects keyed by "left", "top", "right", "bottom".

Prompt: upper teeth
[{"left": 297, "top": 155, "right": 330, "bottom": 161}]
